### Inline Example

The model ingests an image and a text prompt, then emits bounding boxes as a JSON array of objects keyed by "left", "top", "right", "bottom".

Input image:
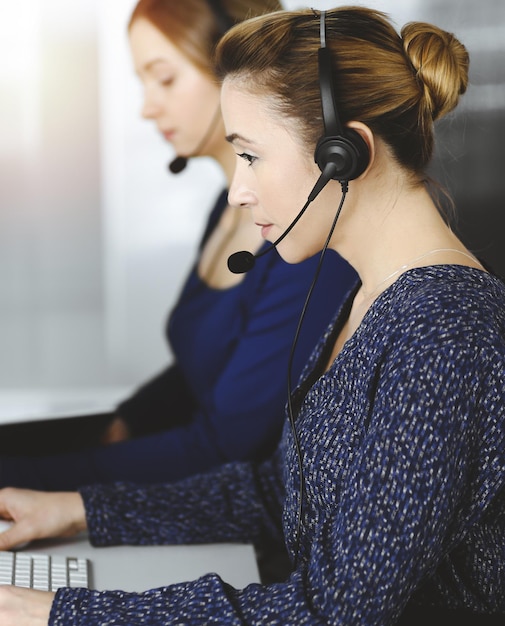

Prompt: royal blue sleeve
[
  {"left": 0, "top": 247, "right": 356, "bottom": 490},
  {"left": 187, "top": 249, "right": 356, "bottom": 463},
  {"left": 83, "top": 249, "right": 356, "bottom": 484},
  {"left": 115, "top": 364, "right": 195, "bottom": 436}
]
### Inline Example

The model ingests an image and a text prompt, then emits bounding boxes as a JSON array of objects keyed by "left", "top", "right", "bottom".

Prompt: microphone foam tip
[
  {"left": 227, "top": 251, "right": 255, "bottom": 274},
  {"left": 168, "top": 156, "right": 188, "bottom": 174}
]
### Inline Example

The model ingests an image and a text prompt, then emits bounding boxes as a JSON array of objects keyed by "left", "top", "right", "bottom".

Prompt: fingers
[
  {"left": 0, "top": 521, "right": 30, "bottom": 551},
  {"left": 0, "top": 488, "right": 16, "bottom": 519},
  {"left": 0, "top": 488, "right": 86, "bottom": 547},
  {"left": 100, "top": 416, "right": 131, "bottom": 444}
]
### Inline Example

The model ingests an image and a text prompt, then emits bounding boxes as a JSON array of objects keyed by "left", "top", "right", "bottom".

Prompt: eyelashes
[{"left": 237, "top": 152, "right": 257, "bottom": 166}]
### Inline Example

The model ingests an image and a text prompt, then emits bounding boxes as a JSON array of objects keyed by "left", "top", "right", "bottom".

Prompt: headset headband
[
  {"left": 206, "top": 0, "right": 234, "bottom": 34},
  {"left": 318, "top": 11, "right": 344, "bottom": 138}
]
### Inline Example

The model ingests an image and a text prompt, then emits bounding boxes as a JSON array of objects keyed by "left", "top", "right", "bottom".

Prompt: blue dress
[
  {"left": 0, "top": 190, "right": 357, "bottom": 489},
  {"left": 50, "top": 266, "right": 505, "bottom": 624}
]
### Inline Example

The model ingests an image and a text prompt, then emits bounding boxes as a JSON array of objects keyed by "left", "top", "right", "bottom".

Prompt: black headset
[
  {"left": 168, "top": 0, "right": 234, "bottom": 174},
  {"left": 314, "top": 11, "right": 370, "bottom": 182},
  {"left": 287, "top": 11, "right": 371, "bottom": 566},
  {"left": 207, "top": 0, "right": 234, "bottom": 35}
]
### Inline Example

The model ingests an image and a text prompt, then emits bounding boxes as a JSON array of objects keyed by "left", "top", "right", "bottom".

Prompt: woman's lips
[{"left": 257, "top": 224, "right": 273, "bottom": 239}]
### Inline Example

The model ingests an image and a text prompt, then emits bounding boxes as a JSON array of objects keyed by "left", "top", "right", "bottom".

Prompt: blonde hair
[
  {"left": 215, "top": 6, "right": 469, "bottom": 175},
  {"left": 128, "top": 0, "right": 282, "bottom": 78}
]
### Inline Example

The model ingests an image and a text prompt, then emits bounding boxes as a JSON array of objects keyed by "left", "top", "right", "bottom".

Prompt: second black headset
[{"left": 168, "top": 0, "right": 234, "bottom": 174}]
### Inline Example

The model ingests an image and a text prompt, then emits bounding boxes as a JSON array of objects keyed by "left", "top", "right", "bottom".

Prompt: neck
[
  {"left": 337, "top": 178, "right": 478, "bottom": 299},
  {"left": 360, "top": 247, "right": 484, "bottom": 301}
]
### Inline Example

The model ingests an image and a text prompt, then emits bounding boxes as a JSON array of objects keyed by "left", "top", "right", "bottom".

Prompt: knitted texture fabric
[{"left": 51, "top": 265, "right": 505, "bottom": 625}]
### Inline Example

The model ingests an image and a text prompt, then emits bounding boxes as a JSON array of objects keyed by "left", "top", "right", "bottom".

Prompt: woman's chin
[{"left": 277, "top": 249, "right": 313, "bottom": 265}]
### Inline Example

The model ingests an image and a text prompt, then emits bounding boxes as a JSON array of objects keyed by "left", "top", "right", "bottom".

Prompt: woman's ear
[{"left": 347, "top": 121, "right": 375, "bottom": 178}]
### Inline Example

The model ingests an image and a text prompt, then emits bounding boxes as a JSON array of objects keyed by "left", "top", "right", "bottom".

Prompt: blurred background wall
[{"left": 0, "top": 0, "right": 503, "bottom": 394}]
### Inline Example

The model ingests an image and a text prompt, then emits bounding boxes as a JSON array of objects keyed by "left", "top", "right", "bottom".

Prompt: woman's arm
[{"left": 80, "top": 448, "right": 286, "bottom": 550}]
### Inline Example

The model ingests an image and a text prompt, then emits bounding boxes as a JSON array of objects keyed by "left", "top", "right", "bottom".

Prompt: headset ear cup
[{"left": 314, "top": 128, "right": 369, "bottom": 182}]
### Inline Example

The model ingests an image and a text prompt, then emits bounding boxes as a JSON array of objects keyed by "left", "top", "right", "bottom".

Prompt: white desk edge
[
  {"left": 25, "top": 533, "right": 261, "bottom": 591},
  {"left": 0, "top": 390, "right": 263, "bottom": 591},
  {"left": 0, "top": 387, "right": 132, "bottom": 425}
]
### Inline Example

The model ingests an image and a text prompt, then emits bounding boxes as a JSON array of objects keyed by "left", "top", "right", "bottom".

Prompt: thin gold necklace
[{"left": 362, "top": 247, "right": 483, "bottom": 300}]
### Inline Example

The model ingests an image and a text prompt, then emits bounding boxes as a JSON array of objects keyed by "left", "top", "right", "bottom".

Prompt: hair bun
[{"left": 401, "top": 22, "right": 469, "bottom": 121}]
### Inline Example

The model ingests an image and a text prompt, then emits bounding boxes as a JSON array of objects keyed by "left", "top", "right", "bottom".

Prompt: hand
[
  {"left": 0, "top": 487, "right": 87, "bottom": 551},
  {"left": 100, "top": 415, "right": 131, "bottom": 444},
  {"left": 0, "top": 586, "right": 54, "bottom": 626}
]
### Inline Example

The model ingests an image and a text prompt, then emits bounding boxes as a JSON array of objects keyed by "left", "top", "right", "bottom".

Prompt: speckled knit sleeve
[
  {"left": 48, "top": 266, "right": 505, "bottom": 625},
  {"left": 79, "top": 447, "right": 286, "bottom": 548}
]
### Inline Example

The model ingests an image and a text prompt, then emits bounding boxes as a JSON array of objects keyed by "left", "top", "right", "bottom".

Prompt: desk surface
[
  {"left": 26, "top": 533, "right": 261, "bottom": 591},
  {"left": 1, "top": 392, "right": 263, "bottom": 590}
]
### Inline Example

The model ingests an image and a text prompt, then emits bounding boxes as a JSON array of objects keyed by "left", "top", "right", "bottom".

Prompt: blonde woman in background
[{"left": 0, "top": 0, "right": 356, "bottom": 491}]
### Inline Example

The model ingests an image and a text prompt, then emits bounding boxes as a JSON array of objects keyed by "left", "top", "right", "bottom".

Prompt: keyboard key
[{"left": 0, "top": 551, "right": 89, "bottom": 591}]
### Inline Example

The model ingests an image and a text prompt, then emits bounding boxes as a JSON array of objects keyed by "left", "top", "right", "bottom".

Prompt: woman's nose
[
  {"left": 228, "top": 179, "right": 255, "bottom": 209},
  {"left": 141, "top": 89, "right": 161, "bottom": 120},
  {"left": 228, "top": 167, "right": 257, "bottom": 209}
]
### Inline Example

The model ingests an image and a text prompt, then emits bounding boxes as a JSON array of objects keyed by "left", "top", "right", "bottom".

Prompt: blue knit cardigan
[{"left": 51, "top": 265, "right": 505, "bottom": 625}]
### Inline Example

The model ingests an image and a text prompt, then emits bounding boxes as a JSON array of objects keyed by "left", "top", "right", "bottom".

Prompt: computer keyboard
[{"left": 0, "top": 551, "right": 90, "bottom": 591}]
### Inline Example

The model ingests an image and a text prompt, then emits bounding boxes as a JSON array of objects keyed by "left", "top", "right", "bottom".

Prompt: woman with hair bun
[{"left": 0, "top": 6, "right": 503, "bottom": 625}]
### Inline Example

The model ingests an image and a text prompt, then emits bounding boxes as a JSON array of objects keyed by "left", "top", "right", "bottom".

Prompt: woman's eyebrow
[{"left": 225, "top": 132, "right": 256, "bottom": 145}]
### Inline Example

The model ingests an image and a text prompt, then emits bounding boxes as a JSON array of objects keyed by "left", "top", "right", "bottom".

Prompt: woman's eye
[{"left": 237, "top": 152, "right": 257, "bottom": 165}]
